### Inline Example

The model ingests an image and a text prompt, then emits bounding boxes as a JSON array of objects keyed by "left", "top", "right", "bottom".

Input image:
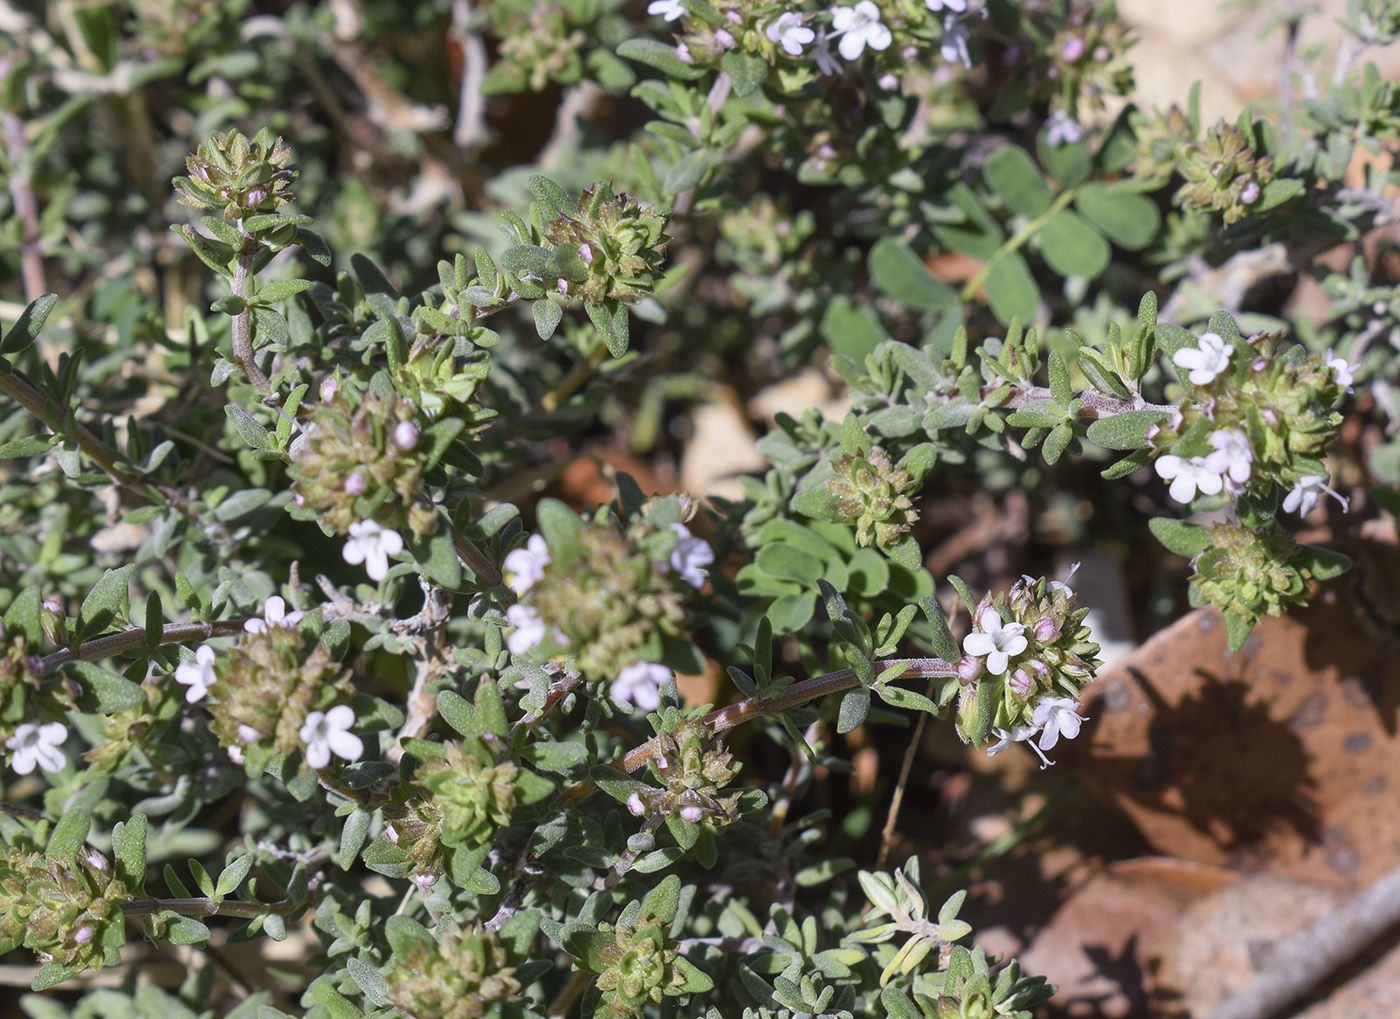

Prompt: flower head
[
  {"left": 647, "top": 0, "right": 686, "bottom": 22},
  {"left": 830, "top": 1, "right": 892, "bottom": 60},
  {"left": 962, "top": 608, "right": 1028, "bottom": 676},
  {"left": 766, "top": 12, "right": 814, "bottom": 56},
  {"left": 1173, "top": 331, "right": 1233, "bottom": 386},
  {"left": 1326, "top": 348, "right": 1358, "bottom": 393},
  {"left": 1282, "top": 474, "right": 1349, "bottom": 516},
  {"left": 1045, "top": 110, "right": 1083, "bottom": 147},
  {"left": 812, "top": 28, "right": 842, "bottom": 75},
  {"left": 611, "top": 662, "right": 669, "bottom": 712},
  {"left": 175, "top": 644, "right": 218, "bottom": 704},
  {"left": 298, "top": 704, "right": 363, "bottom": 769},
  {"left": 6, "top": 721, "right": 67, "bottom": 775},
  {"left": 1204, "top": 428, "right": 1253, "bottom": 486},
  {"left": 1154, "top": 454, "right": 1225, "bottom": 504},
  {"left": 503, "top": 534, "right": 551, "bottom": 595},
  {"left": 506, "top": 604, "right": 545, "bottom": 655},
  {"left": 343, "top": 519, "right": 405, "bottom": 582},
  {"left": 244, "top": 595, "right": 306, "bottom": 634},
  {"left": 668, "top": 523, "right": 713, "bottom": 589},
  {"left": 939, "top": 15, "right": 972, "bottom": 67},
  {"left": 1032, "top": 696, "right": 1085, "bottom": 752}
]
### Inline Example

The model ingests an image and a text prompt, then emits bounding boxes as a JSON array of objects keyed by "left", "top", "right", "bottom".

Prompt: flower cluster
[
  {"left": 541, "top": 183, "right": 671, "bottom": 306},
  {"left": 412, "top": 740, "right": 520, "bottom": 850},
  {"left": 1149, "top": 329, "right": 1348, "bottom": 514},
  {"left": 204, "top": 603, "right": 359, "bottom": 772},
  {"left": 1188, "top": 522, "right": 1317, "bottom": 627},
  {"left": 955, "top": 571, "right": 1100, "bottom": 765},
  {"left": 1173, "top": 119, "right": 1277, "bottom": 225},
  {"left": 626, "top": 717, "right": 746, "bottom": 828},
  {"left": 826, "top": 445, "right": 921, "bottom": 549},
  {"left": 1030, "top": 4, "right": 1136, "bottom": 120},
  {"left": 0, "top": 847, "right": 130, "bottom": 976},
  {"left": 383, "top": 922, "right": 524, "bottom": 1019},
  {"left": 502, "top": 498, "right": 711, "bottom": 691},
  {"left": 494, "top": 4, "right": 587, "bottom": 92},
  {"left": 288, "top": 386, "right": 432, "bottom": 556},
  {"left": 0, "top": 626, "right": 74, "bottom": 770},
  {"left": 173, "top": 127, "right": 296, "bottom": 222}
]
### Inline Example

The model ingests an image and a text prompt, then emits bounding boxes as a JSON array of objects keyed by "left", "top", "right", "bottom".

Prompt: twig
[
  {"left": 1203, "top": 862, "right": 1400, "bottom": 1019},
  {"left": 230, "top": 233, "right": 271, "bottom": 394},
  {"left": 451, "top": 0, "right": 488, "bottom": 149},
  {"left": 876, "top": 681, "right": 933, "bottom": 871},
  {"left": 120, "top": 895, "right": 291, "bottom": 919},
  {"left": 35, "top": 620, "right": 249, "bottom": 675},
  {"left": 0, "top": 61, "right": 44, "bottom": 301},
  {"left": 454, "top": 535, "right": 504, "bottom": 592}
]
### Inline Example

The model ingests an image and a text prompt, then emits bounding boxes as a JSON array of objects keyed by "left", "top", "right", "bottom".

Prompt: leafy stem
[
  {"left": 121, "top": 895, "right": 292, "bottom": 919},
  {"left": 231, "top": 233, "right": 272, "bottom": 394},
  {"left": 960, "top": 187, "right": 1077, "bottom": 305},
  {"left": 35, "top": 620, "right": 249, "bottom": 676}
]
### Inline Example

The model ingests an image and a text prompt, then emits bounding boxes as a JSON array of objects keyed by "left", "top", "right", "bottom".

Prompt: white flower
[
  {"left": 227, "top": 745, "right": 246, "bottom": 765},
  {"left": 1326, "top": 348, "right": 1358, "bottom": 393},
  {"left": 1154, "top": 454, "right": 1225, "bottom": 504},
  {"left": 812, "top": 28, "right": 842, "bottom": 75},
  {"left": 939, "top": 14, "right": 972, "bottom": 67},
  {"left": 175, "top": 644, "right": 218, "bottom": 704},
  {"left": 986, "top": 725, "right": 1052, "bottom": 768},
  {"left": 244, "top": 595, "right": 306, "bottom": 634},
  {"left": 1045, "top": 111, "right": 1082, "bottom": 147},
  {"left": 343, "top": 520, "right": 405, "bottom": 582},
  {"left": 6, "top": 722, "right": 67, "bottom": 775},
  {"left": 1032, "top": 696, "right": 1085, "bottom": 751},
  {"left": 962, "top": 609, "right": 1027, "bottom": 676},
  {"left": 647, "top": 0, "right": 686, "bottom": 22},
  {"left": 1204, "top": 429, "right": 1253, "bottom": 486},
  {"left": 611, "top": 662, "right": 669, "bottom": 712},
  {"left": 299, "top": 705, "right": 364, "bottom": 769},
  {"left": 669, "top": 523, "right": 714, "bottom": 588},
  {"left": 503, "top": 534, "right": 551, "bottom": 595},
  {"left": 926, "top": 0, "right": 967, "bottom": 10},
  {"left": 1282, "top": 474, "right": 1349, "bottom": 517},
  {"left": 1049, "top": 561, "right": 1079, "bottom": 595},
  {"left": 1173, "top": 332, "right": 1233, "bottom": 386},
  {"left": 830, "top": 1, "right": 892, "bottom": 60},
  {"left": 506, "top": 604, "right": 545, "bottom": 655},
  {"left": 766, "top": 12, "right": 815, "bottom": 56}
]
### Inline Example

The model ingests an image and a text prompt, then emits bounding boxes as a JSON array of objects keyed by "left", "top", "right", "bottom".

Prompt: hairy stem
[
  {"left": 231, "top": 234, "right": 271, "bottom": 394},
  {"left": 121, "top": 895, "right": 291, "bottom": 919},
  {"left": 36, "top": 620, "right": 249, "bottom": 675}
]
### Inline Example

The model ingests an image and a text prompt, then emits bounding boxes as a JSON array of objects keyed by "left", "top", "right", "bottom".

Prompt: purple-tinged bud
[
  {"left": 1008, "top": 668, "right": 1033, "bottom": 698},
  {"left": 320, "top": 377, "right": 339, "bottom": 402},
  {"left": 394, "top": 421, "right": 419, "bottom": 451},
  {"left": 1240, "top": 181, "right": 1261, "bottom": 205},
  {"left": 85, "top": 851, "right": 107, "bottom": 871},
  {"left": 655, "top": 755, "right": 670, "bottom": 772},
  {"left": 293, "top": 492, "right": 305, "bottom": 507},
  {"left": 43, "top": 597, "right": 62, "bottom": 613},
  {"left": 726, "top": 9, "right": 742, "bottom": 22},
  {"left": 385, "top": 826, "right": 399, "bottom": 843},
  {"left": 627, "top": 792, "right": 646, "bottom": 817},
  {"left": 1094, "top": 44, "right": 1110, "bottom": 61},
  {"left": 345, "top": 472, "right": 368, "bottom": 496},
  {"left": 1062, "top": 36, "right": 1086, "bottom": 61},
  {"left": 680, "top": 805, "right": 703, "bottom": 823},
  {"left": 957, "top": 654, "right": 983, "bottom": 683},
  {"left": 902, "top": 45, "right": 918, "bottom": 60},
  {"left": 578, "top": 243, "right": 594, "bottom": 265},
  {"left": 973, "top": 597, "right": 995, "bottom": 631},
  {"left": 715, "top": 28, "right": 735, "bottom": 48},
  {"left": 878, "top": 73, "right": 899, "bottom": 90},
  {"left": 556, "top": 278, "right": 569, "bottom": 296},
  {"left": 416, "top": 873, "right": 437, "bottom": 888},
  {"left": 1033, "top": 617, "right": 1061, "bottom": 643},
  {"left": 245, "top": 188, "right": 267, "bottom": 209},
  {"left": 73, "top": 926, "right": 94, "bottom": 945}
]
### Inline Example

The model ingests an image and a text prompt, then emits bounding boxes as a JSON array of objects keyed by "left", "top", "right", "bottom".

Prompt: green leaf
[
  {"left": 1253, "top": 178, "right": 1305, "bottom": 213},
  {"left": 166, "top": 914, "right": 211, "bottom": 945},
  {"left": 113, "top": 813, "right": 147, "bottom": 890},
  {"left": 76, "top": 564, "right": 135, "bottom": 642},
  {"left": 664, "top": 149, "right": 719, "bottom": 195},
  {"left": 48, "top": 808, "right": 91, "bottom": 859},
  {"left": 1101, "top": 448, "right": 1152, "bottom": 479},
  {"left": 253, "top": 279, "right": 314, "bottom": 304},
  {"left": 214, "top": 852, "right": 255, "bottom": 898},
  {"left": 1042, "top": 422, "right": 1073, "bottom": 465},
  {"left": 533, "top": 298, "right": 563, "bottom": 340},
  {"left": 536, "top": 498, "right": 585, "bottom": 561},
  {"left": 916, "top": 595, "right": 960, "bottom": 662},
  {"left": 1075, "top": 183, "right": 1160, "bottom": 250},
  {"left": 983, "top": 145, "right": 1052, "bottom": 217},
  {"left": 868, "top": 238, "right": 956, "bottom": 312},
  {"left": 499, "top": 245, "right": 550, "bottom": 277},
  {"left": 0, "top": 434, "right": 54, "bottom": 458},
  {"left": 877, "top": 683, "right": 940, "bottom": 715},
  {"left": 1038, "top": 209, "right": 1110, "bottom": 279},
  {"left": 1295, "top": 544, "right": 1351, "bottom": 580},
  {"left": 1039, "top": 135, "right": 1089, "bottom": 187},
  {"left": 821, "top": 295, "right": 891, "bottom": 361},
  {"left": 1148, "top": 517, "right": 1211, "bottom": 557},
  {"left": 1224, "top": 611, "right": 1253, "bottom": 653},
  {"left": 837, "top": 687, "right": 870, "bottom": 733},
  {"left": 296, "top": 227, "right": 332, "bottom": 266},
  {"left": 1085, "top": 410, "right": 1169, "bottom": 450},
  {"left": 616, "top": 37, "right": 707, "bottom": 79},
  {"left": 528, "top": 175, "right": 574, "bottom": 219},
  {"left": 585, "top": 299, "right": 630, "bottom": 357},
  {"left": 984, "top": 252, "right": 1039, "bottom": 326},
  {"left": 0, "top": 293, "right": 58, "bottom": 357},
  {"left": 722, "top": 49, "right": 767, "bottom": 96},
  {"left": 437, "top": 690, "right": 477, "bottom": 737},
  {"left": 642, "top": 874, "right": 682, "bottom": 924},
  {"left": 347, "top": 956, "right": 391, "bottom": 1007},
  {"left": 225, "top": 405, "right": 274, "bottom": 452}
]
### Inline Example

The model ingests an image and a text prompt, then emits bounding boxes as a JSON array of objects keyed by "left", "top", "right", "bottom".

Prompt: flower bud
[
  {"left": 1033, "top": 616, "right": 1061, "bottom": 643},
  {"left": 393, "top": 421, "right": 419, "bottom": 451},
  {"left": 627, "top": 792, "right": 646, "bottom": 817},
  {"left": 957, "top": 654, "right": 983, "bottom": 683},
  {"left": 320, "top": 377, "right": 339, "bottom": 402},
  {"left": 345, "top": 472, "right": 368, "bottom": 496},
  {"left": 578, "top": 243, "right": 593, "bottom": 264}
]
